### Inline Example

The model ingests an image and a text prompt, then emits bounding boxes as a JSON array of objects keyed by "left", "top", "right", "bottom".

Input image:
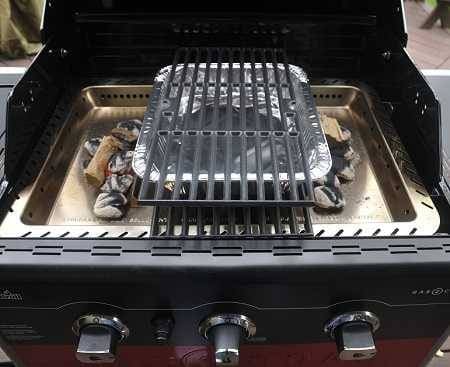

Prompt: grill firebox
[{"left": 0, "top": 83, "right": 439, "bottom": 239}]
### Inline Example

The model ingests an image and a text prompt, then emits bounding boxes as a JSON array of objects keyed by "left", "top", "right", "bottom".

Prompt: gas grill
[{"left": 0, "top": 1, "right": 450, "bottom": 367}]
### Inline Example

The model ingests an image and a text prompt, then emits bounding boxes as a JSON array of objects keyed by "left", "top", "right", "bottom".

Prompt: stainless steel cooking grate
[
  {"left": 134, "top": 47, "right": 331, "bottom": 207},
  {"left": 151, "top": 206, "right": 312, "bottom": 238}
]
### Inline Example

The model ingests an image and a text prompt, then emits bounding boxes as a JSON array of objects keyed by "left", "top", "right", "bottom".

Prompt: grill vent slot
[{"left": 0, "top": 242, "right": 448, "bottom": 258}]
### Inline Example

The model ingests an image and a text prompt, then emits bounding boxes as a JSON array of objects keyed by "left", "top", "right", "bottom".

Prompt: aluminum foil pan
[{"left": 133, "top": 63, "right": 331, "bottom": 184}]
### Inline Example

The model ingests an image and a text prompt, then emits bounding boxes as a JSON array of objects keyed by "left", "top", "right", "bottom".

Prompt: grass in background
[{"left": 426, "top": 0, "right": 437, "bottom": 6}]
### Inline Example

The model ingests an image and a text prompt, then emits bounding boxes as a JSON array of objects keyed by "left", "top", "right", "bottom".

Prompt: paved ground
[
  {"left": 405, "top": 0, "right": 450, "bottom": 69},
  {"left": 0, "top": 55, "right": 34, "bottom": 68}
]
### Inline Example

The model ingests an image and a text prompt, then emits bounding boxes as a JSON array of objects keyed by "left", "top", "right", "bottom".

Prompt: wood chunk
[
  {"left": 84, "top": 135, "right": 123, "bottom": 187},
  {"left": 320, "top": 114, "right": 351, "bottom": 146}
]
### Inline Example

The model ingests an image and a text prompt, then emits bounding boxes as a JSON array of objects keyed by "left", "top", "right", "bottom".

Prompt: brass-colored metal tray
[
  {"left": 308, "top": 84, "right": 440, "bottom": 236},
  {"left": 0, "top": 84, "right": 440, "bottom": 238},
  {"left": 1, "top": 86, "right": 154, "bottom": 238}
]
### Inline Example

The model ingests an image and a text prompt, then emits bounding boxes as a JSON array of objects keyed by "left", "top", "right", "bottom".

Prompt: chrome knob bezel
[
  {"left": 324, "top": 311, "right": 380, "bottom": 339},
  {"left": 199, "top": 314, "right": 256, "bottom": 340},
  {"left": 72, "top": 314, "right": 130, "bottom": 340}
]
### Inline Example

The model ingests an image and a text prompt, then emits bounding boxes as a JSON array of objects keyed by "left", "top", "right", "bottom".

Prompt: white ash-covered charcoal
[
  {"left": 340, "top": 125, "right": 352, "bottom": 141},
  {"left": 93, "top": 192, "right": 128, "bottom": 219},
  {"left": 315, "top": 170, "right": 340, "bottom": 188},
  {"left": 314, "top": 185, "right": 346, "bottom": 209},
  {"left": 83, "top": 137, "right": 102, "bottom": 156},
  {"left": 111, "top": 119, "right": 143, "bottom": 143},
  {"left": 330, "top": 142, "right": 356, "bottom": 161},
  {"left": 108, "top": 151, "right": 134, "bottom": 175},
  {"left": 101, "top": 174, "right": 134, "bottom": 194},
  {"left": 314, "top": 115, "right": 360, "bottom": 211},
  {"left": 332, "top": 155, "right": 355, "bottom": 181},
  {"left": 333, "top": 153, "right": 361, "bottom": 181},
  {"left": 118, "top": 118, "right": 142, "bottom": 131},
  {"left": 84, "top": 135, "right": 123, "bottom": 187}
]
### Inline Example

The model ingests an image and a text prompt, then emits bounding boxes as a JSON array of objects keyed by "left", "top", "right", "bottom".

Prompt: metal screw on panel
[
  {"left": 382, "top": 51, "right": 392, "bottom": 61},
  {"left": 60, "top": 49, "right": 69, "bottom": 58}
]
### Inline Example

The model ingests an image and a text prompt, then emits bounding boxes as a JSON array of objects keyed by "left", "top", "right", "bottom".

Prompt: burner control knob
[
  {"left": 324, "top": 311, "right": 380, "bottom": 361},
  {"left": 199, "top": 314, "right": 256, "bottom": 367},
  {"left": 72, "top": 315, "right": 129, "bottom": 364}
]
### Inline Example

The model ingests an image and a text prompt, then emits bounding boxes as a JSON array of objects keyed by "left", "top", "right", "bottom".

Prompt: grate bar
[
  {"left": 197, "top": 207, "right": 204, "bottom": 236},
  {"left": 239, "top": 49, "right": 248, "bottom": 201},
  {"left": 280, "top": 49, "right": 315, "bottom": 201},
  {"left": 259, "top": 207, "right": 267, "bottom": 234},
  {"left": 228, "top": 207, "right": 236, "bottom": 235},
  {"left": 172, "top": 50, "right": 201, "bottom": 200},
  {"left": 181, "top": 207, "right": 189, "bottom": 236},
  {"left": 154, "top": 134, "right": 173, "bottom": 200},
  {"left": 189, "top": 49, "right": 212, "bottom": 201},
  {"left": 207, "top": 49, "right": 222, "bottom": 200},
  {"left": 289, "top": 207, "right": 299, "bottom": 234},
  {"left": 261, "top": 50, "right": 282, "bottom": 201},
  {"left": 271, "top": 49, "right": 299, "bottom": 202},
  {"left": 138, "top": 48, "right": 183, "bottom": 202},
  {"left": 172, "top": 133, "right": 186, "bottom": 201},
  {"left": 171, "top": 48, "right": 191, "bottom": 130},
  {"left": 244, "top": 207, "right": 251, "bottom": 234},
  {"left": 151, "top": 206, "right": 160, "bottom": 235},
  {"left": 212, "top": 207, "right": 220, "bottom": 235},
  {"left": 250, "top": 50, "right": 265, "bottom": 201},
  {"left": 224, "top": 49, "right": 233, "bottom": 201},
  {"left": 155, "top": 49, "right": 190, "bottom": 200},
  {"left": 166, "top": 207, "right": 174, "bottom": 235},
  {"left": 274, "top": 207, "right": 282, "bottom": 234},
  {"left": 184, "top": 48, "right": 201, "bottom": 129}
]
